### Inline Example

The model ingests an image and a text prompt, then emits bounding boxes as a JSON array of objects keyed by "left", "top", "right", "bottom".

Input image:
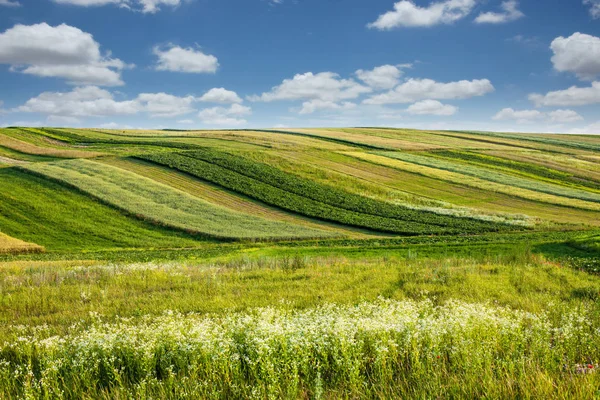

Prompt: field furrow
[
  {"left": 348, "top": 152, "right": 600, "bottom": 211},
  {"left": 19, "top": 159, "right": 336, "bottom": 241},
  {"left": 100, "top": 157, "right": 377, "bottom": 238}
]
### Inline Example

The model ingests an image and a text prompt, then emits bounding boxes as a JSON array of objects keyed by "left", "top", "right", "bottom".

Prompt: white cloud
[
  {"left": 16, "top": 86, "right": 139, "bottom": 117},
  {"left": 355, "top": 65, "right": 408, "bottom": 89},
  {"left": 474, "top": 0, "right": 524, "bottom": 24},
  {"left": 15, "top": 86, "right": 200, "bottom": 119},
  {"left": 198, "top": 104, "right": 251, "bottom": 126},
  {"left": 584, "top": 0, "right": 600, "bottom": 19},
  {"left": 137, "top": 0, "right": 181, "bottom": 13},
  {"left": 492, "top": 107, "right": 583, "bottom": 124},
  {"left": 199, "top": 88, "right": 242, "bottom": 104},
  {"left": 493, "top": 108, "right": 544, "bottom": 123},
  {"left": 153, "top": 45, "right": 219, "bottom": 74},
  {"left": 364, "top": 78, "right": 494, "bottom": 104},
  {"left": 569, "top": 121, "right": 600, "bottom": 134},
  {"left": 0, "top": 0, "right": 21, "bottom": 7},
  {"left": 136, "top": 93, "right": 196, "bottom": 117},
  {"left": 249, "top": 72, "right": 371, "bottom": 103},
  {"left": 529, "top": 82, "right": 600, "bottom": 107},
  {"left": 406, "top": 99, "right": 458, "bottom": 116},
  {"left": 550, "top": 32, "right": 600, "bottom": 81},
  {"left": 0, "top": 23, "right": 129, "bottom": 86},
  {"left": 548, "top": 109, "right": 584, "bottom": 123},
  {"left": 47, "top": 115, "right": 81, "bottom": 125},
  {"left": 99, "top": 122, "right": 134, "bottom": 129},
  {"left": 52, "top": 0, "right": 182, "bottom": 13},
  {"left": 177, "top": 119, "right": 194, "bottom": 124},
  {"left": 298, "top": 100, "right": 356, "bottom": 115},
  {"left": 368, "top": 0, "right": 477, "bottom": 30}
]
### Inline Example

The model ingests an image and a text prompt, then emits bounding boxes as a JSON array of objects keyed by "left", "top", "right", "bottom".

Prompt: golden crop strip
[
  {"left": 0, "top": 133, "right": 102, "bottom": 158},
  {"left": 0, "top": 232, "right": 44, "bottom": 254},
  {"left": 99, "top": 157, "right": 377, "bottom": 238},
  {"left": 347, "top": 152, "right": 600, "bottom": 212}
]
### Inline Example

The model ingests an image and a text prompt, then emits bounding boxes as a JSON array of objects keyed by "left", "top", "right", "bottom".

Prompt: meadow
[{"left": 0, "top": 126, "right": 599, "bottom": 398}]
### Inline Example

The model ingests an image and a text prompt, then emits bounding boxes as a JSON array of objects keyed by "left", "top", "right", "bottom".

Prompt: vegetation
[
  {"left": 20, "top": 159, "right": 334, "bottom": 241},
  {"left": 140, "top": 150, "right": 519, "bottom": 235},
  {"left": 0, "top": 232, "right": 44, "bottom": 254},
  {"left": 0, "top": 126, "right": 599, "bottom": 398}
]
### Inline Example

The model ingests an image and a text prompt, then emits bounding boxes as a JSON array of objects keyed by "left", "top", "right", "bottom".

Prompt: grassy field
[
  {"left": 0, "top": 126, "right": 599, "bottom": 398},
  {"left": 20, "top": 159, "right": 334, "bottom": 241}
]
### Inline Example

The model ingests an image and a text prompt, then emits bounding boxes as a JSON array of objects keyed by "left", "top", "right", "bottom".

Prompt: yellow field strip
[
  {"left": 99, "top": 157, "right": 384, "bottom": 238},
  {"left": 0, "top": 232, "right": 44, "bottom": 254},
  {"left": 329, "top": 129, "right": 523, "bottom": 152},
  {"left": 293, "top": 128, "right": 440, "bottom": 150},
  {"left": 347, "top": 152, "right": 600, "bottom": 212},
  {"left": 0, "top": 134, "right": 102, "bottom": 158}
]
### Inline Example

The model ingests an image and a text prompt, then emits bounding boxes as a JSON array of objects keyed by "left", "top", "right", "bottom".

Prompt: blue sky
[{"left": 0, "top": 0, "right": 599, "bottom": 133}]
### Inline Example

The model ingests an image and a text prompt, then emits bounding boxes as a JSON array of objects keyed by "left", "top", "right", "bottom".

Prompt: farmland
[{"left": 0, "top": 126, "right": 600, "bottom": 398}]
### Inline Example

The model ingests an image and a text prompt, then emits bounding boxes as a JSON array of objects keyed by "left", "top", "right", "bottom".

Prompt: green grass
[
  {"left": 0, "top": 168, "right": 206, "bottom": 251},
  {"left": 20, "top": 159, "right": 335, "bottom": 241},
  {"left": 1, "top": 126, "right": 600, "bottom": 398},
  {"left": 1, "top": 249, "right": 600, "bottom": 398}
]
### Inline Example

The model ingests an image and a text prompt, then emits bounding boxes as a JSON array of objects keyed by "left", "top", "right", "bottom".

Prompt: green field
[{"left": 1, "top": 126, "right": 600, "bottom": 398}]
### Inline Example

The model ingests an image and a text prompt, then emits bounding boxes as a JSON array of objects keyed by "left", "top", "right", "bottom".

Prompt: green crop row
[
  {"left": 378, "top": 151, "right": 600, "bottom": 204},
  {"left": 431, "top": 150, "right": 600, "bottom": 191},
  {"left": 139, "top": 150, "right": 518, "bottom": 235},
  {"left": 20, "top": 160, "right": 334, "bottom": 242},
  {"left": 451, "top": 130, "right": 600, "bottom": 152}
]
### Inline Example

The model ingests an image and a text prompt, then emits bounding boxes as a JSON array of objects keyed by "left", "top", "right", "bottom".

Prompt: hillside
[
  {"left": 1, "top": 127, "right": 600, "bottom": 398},
  {"left": 1, "top": 126, "right": 600, "bottom": 251}
]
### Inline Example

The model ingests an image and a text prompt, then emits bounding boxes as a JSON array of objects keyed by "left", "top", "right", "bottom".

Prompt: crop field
[
  {"left": 0, "top": 232, "right": 43, "bottom": 254},
  {"left": 20, "top": 159, "right": 334, "bottom": 241},
  {"left": 1, "top": 126, "right": 600, "bottom": 398}
]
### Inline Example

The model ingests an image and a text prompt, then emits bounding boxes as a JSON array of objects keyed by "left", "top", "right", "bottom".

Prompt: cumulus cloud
[
  {"left": 474, "top": 0, "right": 523, "bottom": 24},
  {"left": 364, "top": 78, "right": 494, "bottom": 104},
  {"left": 529, "top": 82, "right": 600, "bottom": 107},
  {"left": 569, "top": 121, "right": 600, "bottom": 134},
  {"left": 0, "top": 0, "right": 21, "bottom": 7},
  {"left": 198, "top": 104, "right": 251, "bottom": 126},
  {"left": 47, "top": 115, "right": 81, "bottom": 125},
  {"left": 99, "top": 122, "right": 134, "bottom": 129},
  {"left": 199, "top": 88, "right": 242, "bottom": 104},
  {"left": 548, "top": 109, "right": 584, "bottom": 123},
  {"left": 584, "top": 0, "right": 600, "bottom": 19},
  {"left": 136, "top": 93, "right": 196, "bottom": 117},
  {"left": 406, "top": 99, "right": 458, "bottom": 116},
  {"left": 249, "top": 72, "right": 371, "bottom": 103},
  {"left": 52, "top": 0, "right": 182, "bottom": 13},
  {"left": 177, "top": 119, "right": 194, "bottom": 124},
  {"left": 493, "top": 108, "right": 546, "bottom": 123},
  {"left": 298, "top": 100, "right": 356, "bottom": 115},
  {"left": 492, "top": 108, "right": 583, "bottom": 124},
  {"left": 550, "top": 32, "right": 600, "bottom": 81},
  {"left": 355, "top": 65, "right": 408, "bottom": 90},
  {"left": 153, "top": 45, "right": 219, "bottom": 74},
  {"left": 15, "top": 86, "right": 201, "bottom": 119},
  {"left": 0, "top": 23, "right": 129, "bottom": 86},
  {"left": 368, "top": 0, "right": 477, "bottom": 29},
  {"left": 16, "top": 86, "right": 140, "bottom": 117}
]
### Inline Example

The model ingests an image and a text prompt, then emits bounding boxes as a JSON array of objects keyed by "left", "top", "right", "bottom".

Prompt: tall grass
[{"left": 2, "top": 298, "right": 600, "bottom": 399}]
